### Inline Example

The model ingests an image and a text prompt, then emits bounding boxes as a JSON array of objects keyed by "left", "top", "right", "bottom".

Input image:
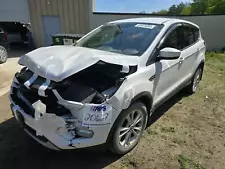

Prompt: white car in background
[{"left": 9, "top": 18, "right": 206, "bottom": 154}]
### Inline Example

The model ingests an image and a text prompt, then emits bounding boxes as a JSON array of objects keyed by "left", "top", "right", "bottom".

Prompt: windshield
[{"left": 76, "top": 22, "right": 163, "bottom": 56}]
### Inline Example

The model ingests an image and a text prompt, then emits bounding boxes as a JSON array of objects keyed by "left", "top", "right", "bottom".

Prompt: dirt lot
[
  {"left": 0, "top": 49, "right": 26, "bottom": 97},
  {"left": 0, "top": 52, "right": 224, "bottom": 169}
]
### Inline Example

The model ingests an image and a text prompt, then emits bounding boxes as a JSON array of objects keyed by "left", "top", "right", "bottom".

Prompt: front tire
[
  {"left": 0, "top": 46, "right": 8, "bottom": 64},
  {"left": 108, "top": 102, "right": 148, "bottom": 155}
]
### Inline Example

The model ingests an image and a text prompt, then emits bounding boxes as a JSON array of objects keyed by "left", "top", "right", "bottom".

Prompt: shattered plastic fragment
[
  {"left": 38, "top": 80, "right": 51, "bottom": 97},
  {"left": 24, "top": 74, "right": 38, "bottom": 89},
  {"left": 32, "top": 100, "right": 47, "bottom": 136},
  {"left": 121, "top": 65, "right": 130, "bottom": 73}
]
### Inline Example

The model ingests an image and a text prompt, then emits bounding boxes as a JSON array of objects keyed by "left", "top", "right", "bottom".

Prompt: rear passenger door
[{"left": 177, "top": 24, "right": 201, "bottom": 84}]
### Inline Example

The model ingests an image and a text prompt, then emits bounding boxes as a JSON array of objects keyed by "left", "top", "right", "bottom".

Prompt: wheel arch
[
  {"left": 131, "top": 92, "right": 153, "bottom": 116},
  {"left": 197, "top": 60, "right": 205, "bottom": 79},
  {"left": 198, "top": 60, "right": 205, "bottom": 68}
]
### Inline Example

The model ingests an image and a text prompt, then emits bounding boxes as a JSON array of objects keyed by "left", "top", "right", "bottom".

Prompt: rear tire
[
  {"left": 186, "top": 67, "right": 203, "bottom": 94},
  {"left": 0, "top": 46, "right": 8, "bottom": 64},
  {"left": 108, "top": 102, "right": 148, "bottom": 155}
]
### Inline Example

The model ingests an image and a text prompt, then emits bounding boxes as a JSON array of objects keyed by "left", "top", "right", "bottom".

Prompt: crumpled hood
[{"left": 18, "top": 46, "right": 140, "bottom": 82}]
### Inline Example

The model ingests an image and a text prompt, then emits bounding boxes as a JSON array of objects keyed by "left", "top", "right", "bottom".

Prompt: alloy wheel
[
  {"left": 0, "top": 48, "right": 7, "bottom": 62},
  {"left": 192, "top": 69, "right": 202, "bottom": 92},
  {"left": 118, "top": 110, "right": 144, "bottom": 147}
]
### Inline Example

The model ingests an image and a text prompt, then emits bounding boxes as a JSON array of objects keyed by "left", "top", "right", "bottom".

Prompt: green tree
[
  {"left": 176, "top": 3, "right": 186, "bottom": 14},
  {"left": 181, "top": 5, "right": 192, "bottom": 15},
  {"left": 155, "top": 9, "right": 168, "bottom": 14},
  {"left": 151, "top": 0, "right": 225, "bottom": 15},
  {"left": 206, "top": 0, "right": 225, "bottom": 14},
  {"left": 191, "top": 0, "right": 209, "bottom": 14},
  {"left": 168, "top": 5, "right": 178, "bottom": 15}
]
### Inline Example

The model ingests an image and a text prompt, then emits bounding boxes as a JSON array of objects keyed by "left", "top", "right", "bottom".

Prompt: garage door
[
  {"left": 42, "top": 16, "right": 61, "bottom": 46},
  {"left": 0, "top": 0, "right": 30, "bottom": 22}
]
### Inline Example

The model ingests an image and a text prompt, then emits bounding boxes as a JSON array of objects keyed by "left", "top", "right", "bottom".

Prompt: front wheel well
[{"left": 131, "top": 92, "right": 153, "bottom": 116}]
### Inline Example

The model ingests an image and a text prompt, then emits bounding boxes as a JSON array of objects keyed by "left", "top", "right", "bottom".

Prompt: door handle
[
  {"left": 196, "top": 48, "right": 200, "bottom": 54},
  {"left": 179, "top": 57, "right": 184, "bottom": 63}
]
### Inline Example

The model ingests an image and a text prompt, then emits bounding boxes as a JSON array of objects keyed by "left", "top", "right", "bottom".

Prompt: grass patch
[
  {"left": 177, "top": 155, "right": 205, "bottom": 169},
  {"left": 206, "top": 52, "right": 225, "bottom": 62},
  {"left": 121, "top": 155, "right": 145, "bottom": 169}
]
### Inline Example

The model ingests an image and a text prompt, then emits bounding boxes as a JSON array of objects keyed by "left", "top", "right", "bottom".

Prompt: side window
[
  {"left": 160, "top": 26, "right": 183, "bottom": 50},
  {"left": 183, "top": 26, "right": 195, "bottom": 48},
  {"left": 182, "top": 25, "right": 200, "bottom": 49},
  {"left": 193, "top": 27, "right": 200, "bottom": 42},
  {"left": 147, "top": 25, "right": 182, "bottom": 65}
]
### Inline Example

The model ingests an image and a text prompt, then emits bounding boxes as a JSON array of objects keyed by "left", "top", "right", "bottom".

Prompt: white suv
[{"left": 9, "top": 18, "right": 206, "bottom": 154}]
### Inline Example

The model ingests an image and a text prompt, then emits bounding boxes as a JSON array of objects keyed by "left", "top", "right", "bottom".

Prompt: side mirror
[{"left": 158, "top": 47, "right": 181, "bottom": 60}]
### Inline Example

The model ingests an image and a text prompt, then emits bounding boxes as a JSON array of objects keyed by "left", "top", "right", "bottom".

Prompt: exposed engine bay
[
  {"left": 13, "top": 61, "right": 136, "bottom": 108},
  {"left": 9, "top": 61, "right": 137, "bottom": 149}
]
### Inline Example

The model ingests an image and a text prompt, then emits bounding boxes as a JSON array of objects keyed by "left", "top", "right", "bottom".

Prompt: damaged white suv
[{"left": 9, "top": 18, "right": 206, "bottom": 154}]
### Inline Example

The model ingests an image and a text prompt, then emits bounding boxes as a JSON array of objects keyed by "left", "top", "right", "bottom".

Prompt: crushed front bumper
[{"left": 9, "top": 83, "right": 117, "bottom": 150}]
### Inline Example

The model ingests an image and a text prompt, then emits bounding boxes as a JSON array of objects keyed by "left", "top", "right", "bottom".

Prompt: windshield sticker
[{"left": 135, "top": 24, "right": 156, "bottom": 29}]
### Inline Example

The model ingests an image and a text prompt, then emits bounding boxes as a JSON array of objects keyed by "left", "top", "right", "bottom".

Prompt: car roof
[{"left": 110, "top": 17, "right": 199, "bottom": 28}]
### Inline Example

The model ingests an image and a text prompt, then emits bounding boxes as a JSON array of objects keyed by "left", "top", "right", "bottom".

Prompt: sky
[{"left": 95, "top": 0, "right": 192, "bottom": 13}]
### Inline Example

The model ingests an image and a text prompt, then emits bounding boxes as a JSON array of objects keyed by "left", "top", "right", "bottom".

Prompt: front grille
[
  {"left": 11, "top": 87, "right": 35, "bottom": 117},
  {"left": 11, "top": 84, "right": 69, "bottom": 117},
  {"left": 12, "top": 68, "right": 70, "bottom": 117}
]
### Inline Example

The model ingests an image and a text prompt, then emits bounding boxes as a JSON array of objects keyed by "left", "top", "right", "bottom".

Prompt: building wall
[
  {"left": 90, "top": 13, "right": 225, "bottom": 51},
  {"left": 28, "top": 0, "right": 90, "bottom": 47},
  {"left": 0, "top": 0, "right": 30, "bottom": 22}
]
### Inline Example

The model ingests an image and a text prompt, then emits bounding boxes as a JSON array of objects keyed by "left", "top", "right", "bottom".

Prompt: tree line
[{"left": 151, "top": 0, "right": 225, "bottom": 15}]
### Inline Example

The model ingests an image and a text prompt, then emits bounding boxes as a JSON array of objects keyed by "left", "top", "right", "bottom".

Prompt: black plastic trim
[{"left": 157, "top": 56, "right": 180, "bottom": 60}]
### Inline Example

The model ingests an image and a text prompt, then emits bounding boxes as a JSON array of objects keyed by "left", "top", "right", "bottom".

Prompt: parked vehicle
[
  {"left": 0, "top": 28, "right": 9, "bottom": 63},
  {"left": 0, "top": 22, "right": 29, "bottom": 44},
  {"left": 0, "top": 23, "right": 22, "bottom": 43},
  {"left": 9, "top": 18, "right": 206, "bottom": 154}
]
